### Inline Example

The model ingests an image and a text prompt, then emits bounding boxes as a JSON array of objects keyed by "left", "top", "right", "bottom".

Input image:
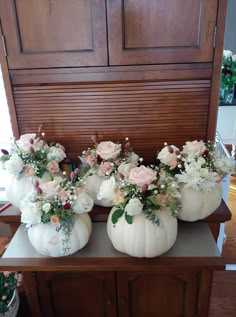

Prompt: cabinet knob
[
  {"left": 120, "top": 297, "right": 127, "bottom": 305},
  {"left": 106, "top": 298, "right": 112, "bottom": 305}
]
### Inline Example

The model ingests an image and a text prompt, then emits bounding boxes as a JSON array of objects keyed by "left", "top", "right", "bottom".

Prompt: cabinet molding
[
  {"left": 107, "top": 0, "right": 218, "bottom": 65},
  {"left": 0, "top": 0, "right": 108, "bottom": 68}
]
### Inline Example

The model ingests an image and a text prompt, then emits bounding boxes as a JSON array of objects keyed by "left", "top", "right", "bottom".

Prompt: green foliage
[
  {"left": 111, "top": 209, "right": 124, "bottom": 224},
  {"left": 0, "top": 272, "right": 19, "bottom": 314},
  {"left": 144, "top": 209, "right": 160, "bottom": 226},
  {"left": 125, "top": 212, "right": 133, "bottom": 224}
]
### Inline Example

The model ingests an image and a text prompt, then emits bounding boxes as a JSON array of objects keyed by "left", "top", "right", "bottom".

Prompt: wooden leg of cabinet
[
  {"left": 197, "top": 269, "right": 214, "bottom": 317},
  {"left": 23, "top": 272, "right": 42, "bottom": 317}
]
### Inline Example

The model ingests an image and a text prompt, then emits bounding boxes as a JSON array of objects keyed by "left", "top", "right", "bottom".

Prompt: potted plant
[
  {"left": 20, "top": 170, "right": 94, "bottom": 257},
  {"left": 157, "top": 140, "right": 235, "bottom": 221},
  {"left": 0, "top": 131, "right": 66, "bottom": 208},
  {"left": 0, "top": 271, "right": 22, "bottom": 316},
  {"left": 80, "top": 137, "right": 139, "bottom": 207},
  {"left": 219, "top": 50, "right": 236, "bottom": 104},
  {"left": 106, "top": 165, "right": 181, "bottom": 258}
]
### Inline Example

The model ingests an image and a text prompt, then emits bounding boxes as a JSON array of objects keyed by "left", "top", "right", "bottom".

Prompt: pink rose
[
  {"left": 84, "top": 154, "right": 96, "bottom": 167},
  {"left": 99, "top": 161, "right": 114, "bottom": 175},
  {"left": 128, "top": 166, "right": 157, "bottom": 187},
  {"left": 47, "top": 160, "right": 59, "bottom": 173},
  {"left": 96, "top": 141, "right": 121, "bottom": 160},
  {"left": 182, "top": 140, "right": 206, "bottom": 155},
  {"left": 58, "top": 190, "right": 69, "bottom": 201},
  {"left": 24, "top": 165, "right": 36, "bottom": 177},
  {"left": 50, "top": 215, "right": 60, "bottom": 227},
  {"left": 40, "top": 180, "right": 61, "bottom": 198}
]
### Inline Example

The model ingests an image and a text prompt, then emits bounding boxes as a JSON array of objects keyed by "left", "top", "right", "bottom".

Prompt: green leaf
[
  {"left": 125, "top": 212, "right": 133, "bottom": 224},
  {"left": 111, "top": 209, "right": 124, "bottom": 224},
  {"left": 37, "top": 167, "right": 46, "bottom": 178}
]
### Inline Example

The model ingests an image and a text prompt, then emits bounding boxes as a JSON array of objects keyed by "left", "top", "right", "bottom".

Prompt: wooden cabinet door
[
  {"left": 107, "top": 0, "right": 218, "bottom": 65},
  {"left": 117, "top": 270, "right": 199, "bottom": 317},
  {"left": 35, "top": 272, "right": 116, "bottom": 317},
  {"left": 0, "top": 0, "right": 107, "bottom": 69}
]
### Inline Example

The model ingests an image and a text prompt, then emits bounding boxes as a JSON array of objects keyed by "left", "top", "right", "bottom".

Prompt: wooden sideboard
[
  {"left": 0, "top": 200, "right": 232, "bottom": 241},
  {"left": 0, "top": 222, "right": 225, "bottom": 317}
]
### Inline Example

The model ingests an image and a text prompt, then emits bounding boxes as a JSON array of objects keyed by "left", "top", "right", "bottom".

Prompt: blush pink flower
[
  {"left": 24, "top": 165, "right": 36, "bottom": 177},
  {"left": 182, "top": 140, "right": 206, "bottom": 155},
  {"left": 47, "top": 160, "right": 59, "bottom": 173},
  {"left": 99, "top": 161, "right": 114, "bottom": 175},
  {"left": 40, "top": 180, "right": 61, "bottom": 198},
  {"left": 84, "top": 154, "right": 96, "bottom": 167},
  {"left": 58, "top": 190, "right": 69, "bottom": 201},
  {"left": 128, "top": 165, "right": 157, "bottom": 187},
  {"left": 169, "top": 159, "right": 178, "bottom": 170},
  {"left": 50, "top": 215, "right": 60, "bottom": 227},
  {"left": 96, "top": 141, "right": 121, "bottom": 160}
]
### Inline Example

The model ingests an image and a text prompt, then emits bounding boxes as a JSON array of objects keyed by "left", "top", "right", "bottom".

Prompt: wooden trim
[
  {"left": 10, "top": 63, "right": 212, "bottom": 85},
  {"left": 207, "top": 0, "right": 228, "bottom": 141},
  {"left": 0, "top": 21, "right": 19, "bottom": 138},
  {"left": 197, "top": 269, "right": 215, "bottom": 317}
]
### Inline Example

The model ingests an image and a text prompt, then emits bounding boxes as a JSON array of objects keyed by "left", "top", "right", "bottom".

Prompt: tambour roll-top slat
[{"left": 13, "top": 80, "right": 210, "bottom": 162}]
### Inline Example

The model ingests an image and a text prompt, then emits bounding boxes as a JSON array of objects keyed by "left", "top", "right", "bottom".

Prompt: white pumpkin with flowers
[
  {"left": 20, "top": 169, "right": 93, "bottom": 257},
  {"left": 106, "top": 165, "right": 181, "bottom": 258},
  {"left": 0, "top": 131, "right": 66, "bottom": 208},
  {"left": 157, "top": 140, "right": 235, "bottom": 221},
  {"left": 80, "top": 137, "right": 139, "bottom": 207}
]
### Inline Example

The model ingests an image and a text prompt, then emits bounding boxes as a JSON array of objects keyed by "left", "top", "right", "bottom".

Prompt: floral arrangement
[
  {"left": 0, "top": 132, "right": 66, "bottom": 179},
  {"left": 108, "top": 165, "right": 181, "bottom": 225},
  {"left": 20, "top": 171, "right": 93, "bottom": 254},
  {"left": 157, "top": 140, "right": 235, "bottom": 191},
  {"left": 81, "top": 137, "right": 139, "bottom": 177},
  {"left": 219, "top": 50, "right": 236, "bottom": 103},
  {"left": 0, "top": 271, "right": 22, "bottom": 314}
]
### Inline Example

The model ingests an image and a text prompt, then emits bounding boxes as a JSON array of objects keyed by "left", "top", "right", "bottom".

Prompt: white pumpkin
[
  {"left": 84, "top": 173, "right": 113, "bottom": 207},
  {"left": 5, "top": 172, "right": 51, "bottom": 208},
  {"left": 177, "top": 183, "right": 222, "bottom": 221},
  {"left": 107, "top": 207, "right": 177, "bottom": 258},
  {"left": 28, "top": 213, "right": 92, "bottom": 257}
]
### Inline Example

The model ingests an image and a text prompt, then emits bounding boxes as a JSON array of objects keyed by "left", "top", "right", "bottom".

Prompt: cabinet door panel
[
  {"left": 107, "top": 0, "right": 218, "bottom": 65},
  {"left": 118, "top": 271, "right": 199, "bottom": 317},
  {"left": 36, "top": 272, "right": 116, "bottom": 317},
  {"left": 0, "top": 0, "right": 107, "bottom": 69}
]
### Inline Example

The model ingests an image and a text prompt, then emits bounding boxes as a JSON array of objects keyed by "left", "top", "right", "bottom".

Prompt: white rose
[
  {"left": 128, "top": 152, "right": 139, "bottom": 164},
  {"left": 96, "top": 141, "right": 121, "bottom": 160},
  {"left": 42, "top": 202, "right": 51, "bottom": 213},
  {"left": 182, "top": 140, "right": 206, "bottom": 155},
  {"left": 157, "top": 145, "right": 179, "bottom": 165},
  {"left": 97, "top": 176, "right": 116, "bottom": 201},
  {"left": 118, "top": 162, "right": 137, "bottom": 178},
  {"left": 73, "top": 191, "right": 94, "bottom": 214},
  {"left": 21, "top": 201, "right": 42, "bottom": 227},
  {"left": 232, "top": 54, "right": 236, "bottom": 62},
  {"left": 124, "top": 198, "right": 143, "bottom": 216},
  {"left": 47, "top": 146, "right": 66, "bottom": 162},
  {"left": 224, "top": 50, "right": 233, "bottom": 58},
  {"left": 16, "top": 133, "right": 37, "bottom": 151},
  {"left": 5, "top": 154, "right": 24, "bottom": 176}
]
